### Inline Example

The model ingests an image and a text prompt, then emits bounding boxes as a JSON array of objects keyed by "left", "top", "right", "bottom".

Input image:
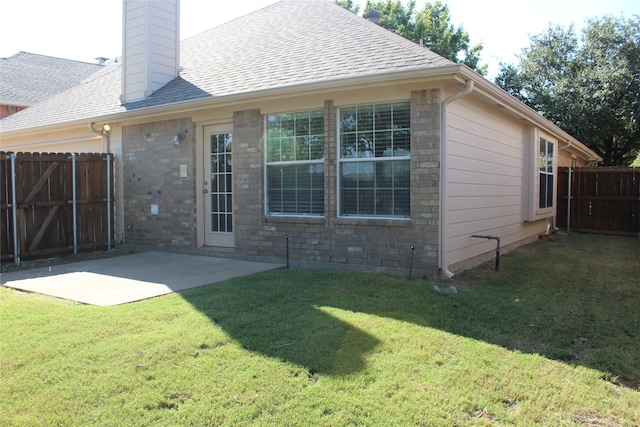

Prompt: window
[
  {"left": 339, "top": 102, "right": 410, "bottom": 217},
  {"left": 539, "top": 137, "right": 554, "bottom": 209},
  {"left": 266, "top": 110, "right": 324, "bottom": 215}
]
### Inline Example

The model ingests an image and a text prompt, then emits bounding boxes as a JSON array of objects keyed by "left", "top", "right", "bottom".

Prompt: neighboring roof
[
  {"left": 0, "top": 51, "right": 103, "bottom": 106},
  {"left": 0, "top": 0, "right": 454, "bottom": 132}
]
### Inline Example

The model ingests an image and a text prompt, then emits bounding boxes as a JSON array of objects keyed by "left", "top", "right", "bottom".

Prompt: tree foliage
[
  {"left": 496, "top": 16, "right": 640, "bottom": 166},
  {"left": 335, "top": 0, "right": 486, "bottom": 75}
]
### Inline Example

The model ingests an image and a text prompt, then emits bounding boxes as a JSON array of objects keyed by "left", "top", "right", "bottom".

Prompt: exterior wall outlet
[
  {"left": 151, "top": 204, "right": 159, "bottom": 215},
  {"left": 180, "top": 164, "right": 188, "bottom": 177}
]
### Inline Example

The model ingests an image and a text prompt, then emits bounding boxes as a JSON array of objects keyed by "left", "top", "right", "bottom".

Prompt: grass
[{"left": 1, "top": 233, "right": 639, "bottom": 426}]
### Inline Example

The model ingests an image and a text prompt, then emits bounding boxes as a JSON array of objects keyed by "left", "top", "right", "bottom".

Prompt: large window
[
  {"left": 339, "top": 102, "right": 411, "bottom": 217},
  {"left": 266, "top": 110, "right": 324, "bottom": 215},
  {"left": 539, "top": 137, "right": 554, "bottom": 209}
]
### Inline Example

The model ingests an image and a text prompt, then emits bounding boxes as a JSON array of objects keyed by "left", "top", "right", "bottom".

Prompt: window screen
[
  {"left": 539, "top": 138, "right": 554, "bottom": 209},
  {"left": 339, "top": 102, "right": 410, "bottom": 217},
  {"left": 266, "top": 110, "right": 324, "bottom": 215}
]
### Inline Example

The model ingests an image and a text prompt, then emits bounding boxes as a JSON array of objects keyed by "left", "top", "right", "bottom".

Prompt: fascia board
[
  {"left": 457, "top": 67, "right": 603, "bottom": 162},
  {"left": 0, "top": 98, "right": 34, "bottom": 107},
  {"left": 0, "top": 65, "right": 465, "bottom": 138}
]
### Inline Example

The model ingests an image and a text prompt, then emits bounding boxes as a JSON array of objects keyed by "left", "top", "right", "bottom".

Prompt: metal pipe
[
  {"left": 285, "top": 235, "right": 290, "bottom": 269},
  {"left": 10, "top": 153, "right": 19, "bottom": 264},
  {"left": 72, "top": 153, "right": 78, "bottom": 255},
  {"left": 106, "top": 154, "right": 112, "bottom": 251},
  {"left": 567, "top": 167, "right": 572, "bottom": 234},
  {"left": 471, "top": 235, "right": 501, "bottom": 271},
  {"left": 409, "top": 245, "right": 415, "bottom": 280}
]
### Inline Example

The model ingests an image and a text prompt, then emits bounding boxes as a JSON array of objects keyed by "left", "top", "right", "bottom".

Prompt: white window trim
[
  {"left": 336, "top": 102, "right": 411, "bottom": 220},
  {"left": 263, "top": 111, "right": 325, "bottom": 218},
  {"left": 523, "top": 128, "right": 557, "bottom": 222}
]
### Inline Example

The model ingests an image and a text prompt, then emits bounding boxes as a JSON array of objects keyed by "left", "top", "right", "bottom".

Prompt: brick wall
[
  {"left": 233, "top": 91, "right": 442, "bottom": 278},
  {"left": 1, "top": 104, "right": 26, "bottom": 119},
  {"left": 122, "top": 118, "right": 197, "bottom": 247},
  {"left": 121, "top": 91, "right": 442, "bottom": 277}
]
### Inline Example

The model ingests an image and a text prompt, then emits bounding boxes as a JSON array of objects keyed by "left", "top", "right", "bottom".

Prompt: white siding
[
  {"left": 122, "top": 0, "right": 179, "bottom": 103},
  {"left": 446, "top": 97, "right": 548, "bottom": 270}
]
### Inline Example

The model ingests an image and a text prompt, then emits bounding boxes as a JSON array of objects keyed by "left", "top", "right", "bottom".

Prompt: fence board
[
  {"left": 557, "top": 168, "right": 640, "bottom": 236},
  {"left": 0, "top": 152, "right": 113, "bottom": 263}
]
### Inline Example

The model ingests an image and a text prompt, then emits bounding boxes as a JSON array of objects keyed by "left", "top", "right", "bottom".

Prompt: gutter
[
  {"left": 1, "top": 65, "right": 465, "bottom": 139},
  {"left": 456, "top": 67, "right": 602, "bottom": 163},
  {"left": 440, "top": 79, "right": 474, "bottom": 279}
]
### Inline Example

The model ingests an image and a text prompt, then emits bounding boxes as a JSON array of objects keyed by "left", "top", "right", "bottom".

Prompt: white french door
[{"left": 204, "top": 125, "right": 234, "bottom": 247}]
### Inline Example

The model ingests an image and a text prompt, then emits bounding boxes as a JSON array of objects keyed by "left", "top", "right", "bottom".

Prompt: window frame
[
  {"left": 264, "top": 109, "right": 325, "bottom": 217},
  {"left": 538, "top": 136, "right": 555, "bottom": 210},
  {"left": 523, "top": 129, "right": 557, "bottom": 221},
  {"left": 337, "top": 101, "right": 411, "bottom": 220}
]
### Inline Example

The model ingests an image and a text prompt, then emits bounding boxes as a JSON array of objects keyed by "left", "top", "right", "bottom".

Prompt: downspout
[
  {"left": 88, "top": 122, "right": 110, "bottom": 153},
  {"left": 88, "top": 122, "right": 113, "bottom": 248},
  {"left": 440, "top": 79, "right": 474, "bottom": 278}
]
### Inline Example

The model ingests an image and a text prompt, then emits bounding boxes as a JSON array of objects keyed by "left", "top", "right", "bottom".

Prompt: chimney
[
  {"left": 366, "top": 10, "right": 380, "bottom": 24},
  {"left": 121, "top": 0, "right": 180, "bottom": 103}
]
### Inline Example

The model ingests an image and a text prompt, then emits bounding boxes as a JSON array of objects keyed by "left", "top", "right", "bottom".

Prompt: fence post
[
  {"left": 567, "top": 167, "right": 572, "bottom": 234},
  {"left": 106, "top": 154, "right": 112, "bottom": 251},
  {"left": 72, "top": 153, "right": 78, "bottom": 255},
  {"left": 10, "top": 153, "right": 19, "bottom": 264}
]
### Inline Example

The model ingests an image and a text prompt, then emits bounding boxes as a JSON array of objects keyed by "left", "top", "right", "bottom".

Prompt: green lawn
[{"left": 1, "top": 233, "right": 639, "bottom": 426}]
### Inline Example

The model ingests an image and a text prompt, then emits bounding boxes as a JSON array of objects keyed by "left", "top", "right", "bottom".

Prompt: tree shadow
[
  {"left": 182, "top": 272, "right": 381, "bottom": 376},
  {"left": 180, "top": 252, "right": 639, "bottom": 388}
]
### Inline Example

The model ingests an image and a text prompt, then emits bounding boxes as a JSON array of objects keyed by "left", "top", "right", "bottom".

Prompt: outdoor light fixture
[
  {"left": 173, "top": 132, "right": 185, "bottom": 145},
  {"left": 173, "top": 129, "right": 188, "bottom": 145},
  {"left": 102, "top": 124, "right": 111, "bottom": 134}
]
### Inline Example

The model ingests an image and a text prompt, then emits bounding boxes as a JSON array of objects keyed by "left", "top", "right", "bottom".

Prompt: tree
[
  {"left": 335, "top": 0, "right": 486, "bottom": 75},
  {"left": 496, "top": 16, "right": 640, "bottom": 166},
  {"left": 334, "top": 0, "right": 361, "bottom": 14},
  {"left": 412, "top": 1, "right": 485, "bottom": 73}
]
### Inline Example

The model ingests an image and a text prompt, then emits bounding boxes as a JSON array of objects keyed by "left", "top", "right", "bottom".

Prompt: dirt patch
[
  {"left": 573, "top": 410, "right": 625, "bottom": 427},
  {"left": 1, "top": 248, "right": 134, "bottom": 273}
]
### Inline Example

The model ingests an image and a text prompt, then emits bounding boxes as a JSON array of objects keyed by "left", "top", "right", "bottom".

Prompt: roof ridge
[
  {"left": 0, "top": 0, "right": 456, "bottom": 132},
  {"left": 181, "top": 0, "right": 287, "bottom": 44},
  {"left": 1, "top": 51, "right": 104, "bottom": 66}
]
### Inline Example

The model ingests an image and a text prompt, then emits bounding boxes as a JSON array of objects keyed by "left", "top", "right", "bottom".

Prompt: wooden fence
[
  {"left": 1, "top": 152, "right": 114, "bottom": 263},
  {"left": 556, "top": 167, "right": 639, "bottom": 236}
]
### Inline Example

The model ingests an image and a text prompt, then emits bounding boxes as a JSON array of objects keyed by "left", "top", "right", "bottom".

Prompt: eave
[{"left": 0, "top": 63, "right": 604, "bottom": 164}]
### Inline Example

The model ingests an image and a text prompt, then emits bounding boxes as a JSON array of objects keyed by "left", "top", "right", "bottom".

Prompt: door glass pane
[{"left": 210, "top": 133, "right": 232, "bottom": 232}]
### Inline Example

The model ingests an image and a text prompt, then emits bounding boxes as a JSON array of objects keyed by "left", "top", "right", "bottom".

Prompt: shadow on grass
[
  {"left": 180, "top": 234, "right": 640, "bottom": 388},
  {"left": 181, "top": 271, "right": 382, "bottom": 376}
]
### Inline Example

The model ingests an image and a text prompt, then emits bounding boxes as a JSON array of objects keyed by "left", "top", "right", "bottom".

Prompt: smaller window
[
  {"left": 266, "top": 110, "right": 324, "bottom": 216},
  {"left": 539, "top": 137, "right": 554, "bottom": 209}
]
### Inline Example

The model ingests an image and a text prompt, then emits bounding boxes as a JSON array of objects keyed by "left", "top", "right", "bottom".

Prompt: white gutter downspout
[
  {"left": 440, "top": 79, "right": 474, "bottom": 278},
  {"left": 560, "top": 140, "right": 572, "bottom": 151},
  {"left": 88, "top": 122, "right": 114, "bottom": 249},
  {"left": 88, "top": 122, "right": 110, "bottom": 153}
]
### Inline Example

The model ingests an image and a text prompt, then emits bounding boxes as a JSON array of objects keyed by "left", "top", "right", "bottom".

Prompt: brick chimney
[{"left": 121, "top": 0, "right": 180, "bottom": 103}]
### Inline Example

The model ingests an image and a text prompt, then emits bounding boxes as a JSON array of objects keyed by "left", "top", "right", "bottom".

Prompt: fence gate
[
  {"left": 1, "top": 152, "right": 113, "bottom": 264},
  {"left": 557, "top": 167, "right": 639, "bottom": 236}
]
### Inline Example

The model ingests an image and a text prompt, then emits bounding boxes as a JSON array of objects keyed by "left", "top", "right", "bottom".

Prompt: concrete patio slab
[{"left": 0, "top": 252, "right": 283, "bottom": 306}]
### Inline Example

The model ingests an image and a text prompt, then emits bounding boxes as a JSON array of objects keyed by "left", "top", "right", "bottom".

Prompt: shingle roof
[
  {"left": 0, "top": 0, "right": 455, "bottom": 132},
  {"left": 0, "top": 51, "right": 103, "bottom": 104}
]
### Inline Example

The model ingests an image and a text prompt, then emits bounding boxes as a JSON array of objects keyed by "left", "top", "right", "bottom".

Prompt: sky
[{"left": 1, "top": 0, "right": 638, "bottom": 79}]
